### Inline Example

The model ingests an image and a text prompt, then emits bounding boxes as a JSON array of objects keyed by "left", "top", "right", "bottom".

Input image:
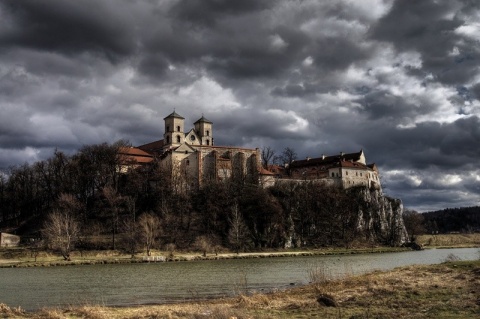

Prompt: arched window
[
  {"left": 177, "top": 126, "right": 180, "bottom": 132},
  {"left": 176, "top": 135, "right": 181, "bottom": 143},
  {"left": 166, "top": 126, "right": 170, "bottom": 132},
  {"left": 206, "top": 130, "right": 210, "bottom": 136},
  {"left": 186, "top": 159, "right": 190, "bottom": 166},
  {"left": 206, "top": 139, "right": 210, "bottom": 145}
]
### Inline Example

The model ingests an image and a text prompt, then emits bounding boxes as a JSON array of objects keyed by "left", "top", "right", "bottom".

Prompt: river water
[{"left": 0, "top": 248, "right": 478, "bottom": 310}]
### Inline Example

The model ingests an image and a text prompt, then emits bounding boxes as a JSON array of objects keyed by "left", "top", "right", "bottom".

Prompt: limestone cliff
[{"left": 351, "top": 187, "right": 408, "bottom": 246}]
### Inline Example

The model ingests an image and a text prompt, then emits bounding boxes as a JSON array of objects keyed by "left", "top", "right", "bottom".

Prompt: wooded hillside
[
  {"left": 423, "top": 207, "right": 480, "bottom": 233},
  {"left": 0, "top": 141, "right": 405, "bottom": 255}
]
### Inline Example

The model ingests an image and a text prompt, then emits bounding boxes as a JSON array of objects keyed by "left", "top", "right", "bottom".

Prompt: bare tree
[
  {"left": 228, "top": 203, "right": 250, "bottom": 253},
  {"left": 138, "top": 212, "right": 161, "bottom": 256},
  {"left": 194, "top": 235, "right": 215, "bottom": 257},
  {"left": 120, "top": 195, "right": 141, "bottom": 257},
  {"left": 120, "top": 216, "right": 140, "bottom": 258},
  {"left": 103, "top": 186, "right": 123, "bottom": 250},
  {"left": 281, "top": 147, "right": 297, "bottom": 176},
  {"left": 261, "top": 146, "right": 276, "bottom": 169},
  {"left": 42, "top": 194, "right": 81, "bottom": 260},
  {"left": 280, "top": 147, "right": 297, "bottom": 165},
  {"left": 403, "top": 209, "right": 426, "bottom": 242}
]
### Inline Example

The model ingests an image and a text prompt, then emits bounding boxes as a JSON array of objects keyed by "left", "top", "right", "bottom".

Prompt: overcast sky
[{"left": 1, "top": 0, "right": 479, "bottom": 212}]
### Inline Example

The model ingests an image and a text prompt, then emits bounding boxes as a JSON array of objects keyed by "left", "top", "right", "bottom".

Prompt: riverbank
[
  {"left": 2, "top": 258, "right": 479, "bottom": 318},
  {"left": 1, "top": 232, "right": 480, "bottom": 268},
  {"left": 0, "top": 246, "right": 410, "bottom": 268}
]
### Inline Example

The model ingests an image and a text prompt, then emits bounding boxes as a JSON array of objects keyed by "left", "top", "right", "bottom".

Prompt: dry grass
[
  {"left": 0, "top": 303, "right": 26, "bottom": 318},
  {"left": 417, "top": 233, "right": 480, "bottom": 248},
  {"left": 7, "top": 260, "right": 478, "bottom": 319}
]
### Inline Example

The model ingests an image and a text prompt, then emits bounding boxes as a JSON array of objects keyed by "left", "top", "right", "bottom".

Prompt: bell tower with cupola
[
  {"left": 163, "top": 111, "right": 185, "bottom": 150},
  {"left": 194, "top": 115, "right": 213, "bottom": 146}
]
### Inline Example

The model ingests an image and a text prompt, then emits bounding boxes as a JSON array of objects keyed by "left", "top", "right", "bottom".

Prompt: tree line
[{"left": 1, "top": 141, "right": 401, "bottom": 258}]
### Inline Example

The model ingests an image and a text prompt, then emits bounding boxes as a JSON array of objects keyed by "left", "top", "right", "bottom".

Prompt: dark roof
[
  {"left": 163, "top": 111, "right": 184, "bottom": 120},
  {"left": 194, "top": 115, "right": 212, "bottom": 124},
  {"left": 290, "top": 150, "right": 363, "bottom": 168}
]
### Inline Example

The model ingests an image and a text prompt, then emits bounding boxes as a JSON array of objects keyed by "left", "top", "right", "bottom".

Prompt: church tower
[
  {"left": 163, "top": 111, "right": 185, "bottom": 150},
  {"left": 194, "top": 115, "right": 213, "bottom": 146}
]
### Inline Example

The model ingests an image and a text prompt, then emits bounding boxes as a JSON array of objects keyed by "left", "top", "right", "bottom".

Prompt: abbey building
[
  {"left": 120, "top": 112, "right": 381, "bottom": 191},
  {"left": 120, "top": 112, "right": 262, "bottom": 190}
]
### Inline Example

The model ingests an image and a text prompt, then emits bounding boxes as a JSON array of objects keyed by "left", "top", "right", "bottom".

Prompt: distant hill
[{"left": 423, "top": 206, "right": 480, "bottom": 233}]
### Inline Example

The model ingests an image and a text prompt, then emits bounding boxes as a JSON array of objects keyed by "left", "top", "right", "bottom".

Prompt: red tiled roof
[
  {"left": 259, "top": 167, "right": 275, "bottom": 175},
  {"left": 266, "top": 165, "right": 285, "bottom": 174},
  {"left": 119, "top": 147, "right": 154, "bottom": 164},
  {"left": 338, "top": 160, "right": 368, "bottom": 169}
]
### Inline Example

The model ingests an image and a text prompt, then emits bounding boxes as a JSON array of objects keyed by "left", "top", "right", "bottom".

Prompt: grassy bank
[
  {"left": 0, "top": 246, "right": 411, "bottom": 268},
  {"left": 1, "top": 233, "right": 479, "bottom": 268},
  {"left": 1, "top": 258, "right": 479, "bottom": 318},
  {"left": 417, "top": 233, "right": 480, "bottom": 248}
]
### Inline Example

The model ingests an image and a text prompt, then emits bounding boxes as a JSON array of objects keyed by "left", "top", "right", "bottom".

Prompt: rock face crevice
[{"left": 352, "top": 187, "right": 408, "bottom": 246}]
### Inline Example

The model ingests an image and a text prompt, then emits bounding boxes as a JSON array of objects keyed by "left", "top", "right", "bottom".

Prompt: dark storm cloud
[
  {"left": 313, "top": 36, "right": 372, "bottom": 71},
  {"left": 271, "top": 83, "right": 322, "bottom": 98},
  {"left": 370, "top": 1, "right": 462, "bottom": 53},
  {"left": 359, "top": 90, "right": 437, "bottom": 122},
  {"left": 0, "top": 0, "right": 479, "bottom": 211},
  {"left": 370, "top": 0, "right": 480, "bottom": 86},
  {"left": 471, "top": 83, "right": 480, "bottom": 100},
  {"left": 358, "top": 116, "right": 480, "bottom": 171},
  {"left": 0, "top": 0, "right": 136, "bottom": 61},
  {"left": 170, "top": 0, "right": 274, "bottom": 26}
]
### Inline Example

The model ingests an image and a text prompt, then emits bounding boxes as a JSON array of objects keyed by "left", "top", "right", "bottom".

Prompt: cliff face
[
  {"left": 282, "top": 185, "right": 409, "bottom": 249},
  {"left": 353, "top": 187, "right": 408, "bottom": 246}
]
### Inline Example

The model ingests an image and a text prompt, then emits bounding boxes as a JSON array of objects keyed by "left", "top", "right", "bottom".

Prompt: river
[{"left": 0, "top": 247, "right": 478, "bottom": 310}]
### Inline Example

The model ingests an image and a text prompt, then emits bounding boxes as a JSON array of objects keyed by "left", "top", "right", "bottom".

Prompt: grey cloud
[
  {"left": 471, "top": 83, "right": 480, "bottom": 100},
  {"left": 137, "top": 54, "right": 170, "bottom": 80},
  {"left": 370, "top": 0, "right": 480, "bottom": 86},
  {"left": 1, "top": 0, "right": 480, "bottom": 211},
  {"left": 370, "top": 1, "right": 463, "bottom": 53},
  {"left": 360, "top": 117, "right": 480, "bottom": 171},
  {"left": 271, "top": 83, "right": 321, "bottom": 98},
  {"left": 170, "top": 0, "right": 274, "bottom": 27},
  {"left": 358, "top": 90, "right": 437, "bottom": 123},
  {"left": 0, "top": 0, "right": 138, "bottom": 61}
]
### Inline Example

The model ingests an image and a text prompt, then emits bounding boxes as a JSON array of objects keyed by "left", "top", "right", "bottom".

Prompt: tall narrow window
[
  {"left": 176, "top": 135, "right": 181, "bottom": 143},
  {"left": 177, "top": 126, "right": 180, "bottom": 132},
  {"left": 206, "top": 130, "right": 210, "bottom": 136},
  {"left": 166, "top": 126, "right": 170, "bottom": 132},
  {"left": 206, "top": 139, "right": 210, "bottom": 145},
  {"left": 166, "top": 136, "right": 170, "bottom": 143}
]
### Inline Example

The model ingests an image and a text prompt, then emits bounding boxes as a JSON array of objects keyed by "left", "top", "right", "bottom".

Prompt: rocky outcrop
[{"left": 352, "top": 187, "right": 408, "bottom": 246}]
